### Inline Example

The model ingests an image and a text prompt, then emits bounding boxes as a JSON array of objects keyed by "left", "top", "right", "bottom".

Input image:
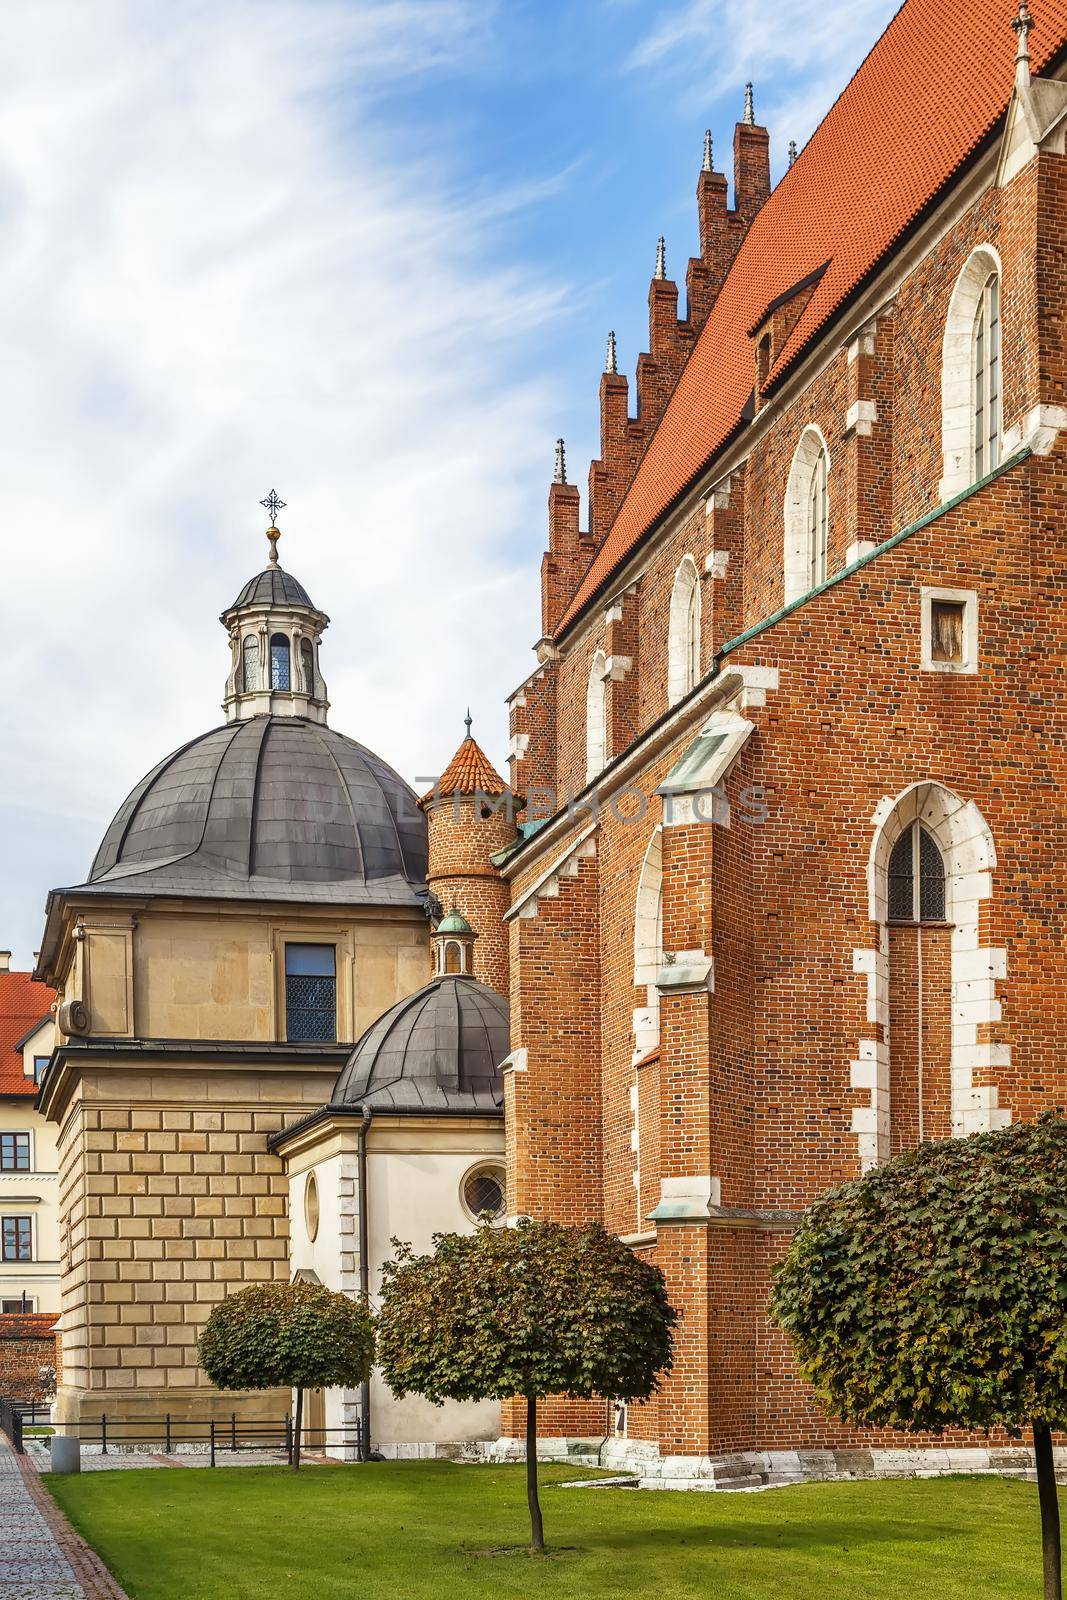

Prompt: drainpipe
[{"left": 358, "top": 1109, "right": 372, "bottom": 1462}]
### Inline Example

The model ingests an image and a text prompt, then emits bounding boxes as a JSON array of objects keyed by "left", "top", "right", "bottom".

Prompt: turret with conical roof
[{"left": 421, "top": 714, "right": 514, "bottom": 998}]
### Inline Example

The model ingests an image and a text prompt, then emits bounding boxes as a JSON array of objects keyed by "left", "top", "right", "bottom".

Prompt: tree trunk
[
  {"left": 526, "top": 1393, "right": 544, "bottom": 1553},
  {"left": 1034, "top": 1421, "right": 1062, "bottom": 1600},
  {"left": 292, "top": 1387, "right": 303, "bottom": 1473}
]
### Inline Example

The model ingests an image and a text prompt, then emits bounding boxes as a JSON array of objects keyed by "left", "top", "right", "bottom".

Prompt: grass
[{"left": 46, "top": 1460, "right": 1049, "bottom": 1600}]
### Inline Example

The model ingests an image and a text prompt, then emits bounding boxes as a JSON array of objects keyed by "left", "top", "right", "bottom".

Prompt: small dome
[
  {"left": 435, "top": 908, "right": 473, "bottom": 935},
  {"left": 228, "top": 567, "right": 316, "bottom": 612},
  {"left": 86, "top": 716, "right": 427, "bottom": 907},
  {"left": 332, "top": 975, "right": 507, "bottom": 1112}
]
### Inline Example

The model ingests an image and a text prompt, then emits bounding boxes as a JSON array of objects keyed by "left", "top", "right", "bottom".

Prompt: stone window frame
[
  {"left": 0, "top": 1130, "right": 32, "bottom": 1172},
  {"left": 667, "top": 556, "right": 702, "bottom": 707},
  {"left": 459, "top": 1160, "right": 506, "bottom": 1224},
  {"left": 586, "top": 649, "right": 608, "bottom": 783},
  {"left": 1, "top": 1213, "right": 34, "bottom": 1263},
  {"left": 784, "top": 425, "right": 831, "bottom": 605},
  {"left": 920, "top": 585, "right": 978, "bottom": 675},
  {"left": 632, "top": 826, "right": 663, "bottom": 1062},
  {"left": 271, "top": 923, "right": 353, "bottom": 1044},
  {"left": 939, "top": 243, "right": 1003, "bottom": 500}
]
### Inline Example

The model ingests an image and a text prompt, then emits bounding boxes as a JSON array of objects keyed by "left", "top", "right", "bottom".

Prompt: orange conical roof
[{"left": 422, "top": 728, "right": 508, "bottom": 805}]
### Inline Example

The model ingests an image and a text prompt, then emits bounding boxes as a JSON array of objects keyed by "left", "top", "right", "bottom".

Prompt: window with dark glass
[
  {"left": 242, "top": 635, "right": 260, "bottom": 692},
  {"left": 0, "top": 1296, "right": 35, "bottom": 1313},
  {"left": 1, "top": 1217, "right": 33, "bottom": 1262},
  {"left": 285, "top": 944, "right": 336, "bottom": 1042},
  {"left": 270, "top": 634, "right": 291, "bottom": 691},
  {"left": 972, "top": 272, "right": 1000, "bottom": 480},
  {"left": 0, "top": 1134, "right": 30, "bottom": 1172},
  {"left": 888, "top": 822, "right": 946, "bottom": 923},
  {"left": 462, "top": 1166, "right": 505, "bottom": 1221}
]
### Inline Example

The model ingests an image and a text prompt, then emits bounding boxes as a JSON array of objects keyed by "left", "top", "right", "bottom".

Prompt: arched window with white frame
[
  {"left": 784, "top": 427, "right": 830, "bottom": 604},
  {"left": 586, "top": 650, "right": 607, "bottom": 784},
  {"left": 667, "top": 556, "right": 701, "bottom": 707},
  {"left": 940, "top": 245, "right": 1002, "bottom": 499}
]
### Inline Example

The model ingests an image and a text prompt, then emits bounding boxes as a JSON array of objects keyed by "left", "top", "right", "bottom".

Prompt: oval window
[
  {"left": 461, "top": 1164, "right": 505, "bottom": 1223},
  {"left": 304, "top": 1170, "right": 320, "bottom": 1243}
]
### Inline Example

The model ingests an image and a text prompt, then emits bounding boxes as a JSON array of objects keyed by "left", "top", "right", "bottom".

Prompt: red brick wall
[{"left": 0, "top": 1314, "right": 58, "bottom": 1401}]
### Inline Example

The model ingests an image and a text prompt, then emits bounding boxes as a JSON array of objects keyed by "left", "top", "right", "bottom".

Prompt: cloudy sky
[{"left": 0, "top": 0, "right": 896, "bottom": 965}]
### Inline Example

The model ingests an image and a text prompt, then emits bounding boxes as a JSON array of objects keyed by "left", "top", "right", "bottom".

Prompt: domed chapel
[{"left": 34, "top": 514, "right": 515, "bottom": 1452}]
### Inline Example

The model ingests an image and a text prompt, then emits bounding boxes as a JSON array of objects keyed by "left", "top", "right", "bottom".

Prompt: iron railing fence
[
  {"left": 0, "top": 1397, "right": 24, "bottom": 1453},
  {"left": 33, "top": 1413, "right": 364, "bottom": 1466}
]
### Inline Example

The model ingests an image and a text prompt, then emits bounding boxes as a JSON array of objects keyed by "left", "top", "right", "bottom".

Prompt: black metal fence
[
  {"left": 0, "top": 1400, "right": 364, "bottom": 1465},
  {"left": 29, "top": 1413, "right": 364, "bottom": 1466},
  {"left": 0, "top": 1397, "right": 24, "bottom": 1453}
]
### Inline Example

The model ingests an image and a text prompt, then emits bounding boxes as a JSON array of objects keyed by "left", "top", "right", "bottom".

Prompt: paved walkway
[{"left": 0, "top": 1439, "right": 130, "bottom": 1599}]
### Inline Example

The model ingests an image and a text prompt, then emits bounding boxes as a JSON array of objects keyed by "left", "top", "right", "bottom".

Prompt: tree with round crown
[
  {"left": 377, "top": 1218, "right": 677, "bottom": 1551},
  {"left": 771, "top": 1112, "right": 1067, "bottom": 1600},
  {"left": 198, "top": 1280, "right": 374, "bottom": 1469}
]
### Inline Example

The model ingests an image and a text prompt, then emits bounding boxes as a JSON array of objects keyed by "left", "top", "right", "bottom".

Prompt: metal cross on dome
[{"left": 260, "top": 489, "right": 286, "bottom": 527}]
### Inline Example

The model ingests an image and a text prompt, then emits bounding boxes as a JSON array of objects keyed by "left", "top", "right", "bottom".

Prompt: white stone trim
[
  {"left": 704, "top": 550, "right": 730, "bottom": 580},
  {"left": 783, "top": 425, "right": 830, "bottom": 605},
  {"left": 859, "top": 782, "right": 1009, "bottom": 1159},
  {"left": 667, "top": 556, "right": 702, "bottom": 707},
  {"left": 632, "top": 828, "right": 663, "bottom": 1061},
  {"left": 604, "top": 654, "right": 633, "bottom": 681},
  {"left": 585, "top": 649, "right": 608, "bottom": 783},
  {"left": 703, "top": 475, "right": 732, "bottom": 513},
  {"left": 845, "top": 538, "right": 876, "bottom": 565},
  {"left": 844, "top": 399, "right": 877, "bottom": 437},
  {"left": 920, "top": 585, "right": 978, "bottom": 674},
  {"left": 505, "top": 827, "right": 597, "bottom": 922},
  {"left": 939, "top": 244, "right": 1002, "bottom": 501}
]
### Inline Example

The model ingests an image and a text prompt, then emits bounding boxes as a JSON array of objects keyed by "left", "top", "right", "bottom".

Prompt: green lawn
[{"left": 47, "top": 1461, "right": 1048, "bottom": 1600}]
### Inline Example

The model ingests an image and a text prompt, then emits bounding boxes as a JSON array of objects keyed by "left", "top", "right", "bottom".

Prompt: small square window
[
  {"left": 0, "top": 1296, "right": 35, "bottom": 1314},
  {"left": 0, "top": 1134, "right": 30, "bottom": 1172},
  {"left": 1, "top": 1217, "right": 33, "bottom": 1263},
  {"left": 921, "top": 587, "right": 977, "bottom": 674}
]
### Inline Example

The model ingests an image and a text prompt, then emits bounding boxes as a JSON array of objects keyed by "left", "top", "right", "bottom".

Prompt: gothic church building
[{"left": 499, "top": 0, "right": 1067, "bottom": 1477}]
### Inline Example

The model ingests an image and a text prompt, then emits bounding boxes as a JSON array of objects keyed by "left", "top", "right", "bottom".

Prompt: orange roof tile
[
  {"left": 0, "top": 971, "right": 54, "bottom": 1098},
  {"left": 423, "top": 735, "right": 508, "bottom": 802},
  {"left": 558, "top": 0, "right": 1067, "bottom": 634}
]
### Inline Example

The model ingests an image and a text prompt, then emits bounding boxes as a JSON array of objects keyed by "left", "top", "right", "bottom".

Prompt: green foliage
[
  {"left": 771, "top": 1112, "right": 1067, "bottom": 1434},
  {"left": 377, "top": 1218, "right": 677, "bottom": 1404},
  {"left": 198, "top": 1280, "right": 374, "bottom": 1394}
]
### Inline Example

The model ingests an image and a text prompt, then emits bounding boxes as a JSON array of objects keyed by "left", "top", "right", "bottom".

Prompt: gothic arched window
[
  {"left": 586, "top": 650, "right": 607, "bottom": 784},
  {"left": 887, "top": 822, "right": 946, "bottom": 923},
  {"left": 270, "top": 634, "right": 291, "bottom": 692},
  {"left": 972, "top": 271, "right": 1001, "bottom": 481},
  {"left": 806, "top": 443, "right": 828, "bottom": 588},
  {"left": 667, "top": 557, "right": 701, "bottom": 706},
  {"left": 784, "top": 427, "right": 830, "bottom": 603},
  {"left": 242, "top": 635, "right": 260, "bottom": 693},
  {"left": 300, "top": 639, "right": 315, "bottom": 695}
]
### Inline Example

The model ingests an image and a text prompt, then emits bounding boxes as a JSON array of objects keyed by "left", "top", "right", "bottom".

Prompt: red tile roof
[
  {"left": 0, "top": 971, "right": 54, "bottom": 1098},
  {"left": 558, "top": 0, "right": 1067, "bottom": 634},
  {"left": 423, "top": 735, "right": 508, "bottom": 802}
]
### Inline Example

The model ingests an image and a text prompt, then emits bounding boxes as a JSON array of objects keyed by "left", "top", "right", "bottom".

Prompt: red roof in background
[
  {"left": 558, "top": 0, "right": 1067, "bottom": 634},
  {"left": 0, "top": 971, "right": 54, "bottom": 1097}
]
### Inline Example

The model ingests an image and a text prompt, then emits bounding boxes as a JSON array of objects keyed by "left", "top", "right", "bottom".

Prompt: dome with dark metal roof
[
  {"left": 83, "top": 716, "right": 428, "bottom": 907},
  {"left": 332, "top": 975, "right": 507, "bottom": 1113},
  {"left": 228, "top": 566, "right": 317, "bottom": 612}
]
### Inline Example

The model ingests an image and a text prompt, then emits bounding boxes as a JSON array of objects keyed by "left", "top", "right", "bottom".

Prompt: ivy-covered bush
[
  {"left": 772, "top": 1112, "right": 1067, "bottom": 1599},
  {"left": 378, "top": 1218, "right": 676, "bottom": 1550},
  {"left": 198, "top": 1280, "right": 374, "bottom": 1468}
]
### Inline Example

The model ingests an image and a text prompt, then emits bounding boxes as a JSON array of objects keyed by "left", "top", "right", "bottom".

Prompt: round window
[
  {"left": 462, "top": 1164, "right": 505, "bottom": 1222},
  {"left": 304, "top": 1170, "right": 320, "bottom": 1242}
]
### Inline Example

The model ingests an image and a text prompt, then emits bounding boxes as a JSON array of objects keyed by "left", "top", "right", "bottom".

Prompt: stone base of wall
[
  {"left": 484, "top": 1436, "right": 1067, "bottom": 1490},
  {"left": 53, "top": 1382, "right": 291, "bottom": 1437}
]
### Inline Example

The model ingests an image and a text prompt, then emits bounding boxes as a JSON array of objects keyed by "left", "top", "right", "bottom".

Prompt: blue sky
[{"left": 0, "top": 0, "right": 898, "bottom": 965}]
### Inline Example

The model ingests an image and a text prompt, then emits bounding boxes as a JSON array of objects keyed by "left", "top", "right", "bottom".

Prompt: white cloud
[
  {"left": 625, "top": 0, "right": 898, "bottom": 163},
  {"left": 0, "top": 0, "right": 566, "bottom": 963}
]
